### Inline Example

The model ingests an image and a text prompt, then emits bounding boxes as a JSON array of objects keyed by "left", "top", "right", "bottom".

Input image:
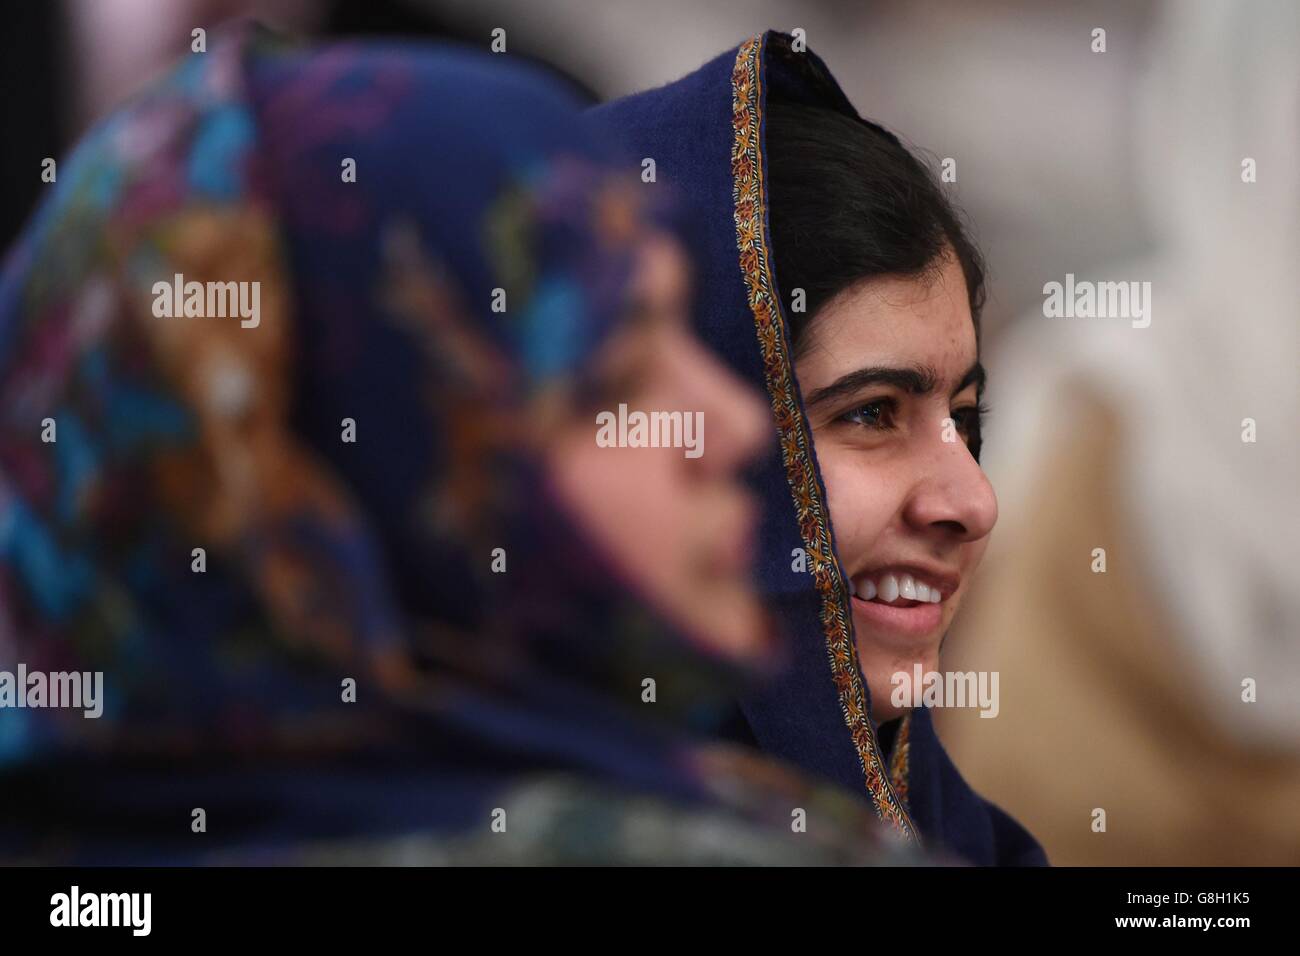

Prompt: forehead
[{"left": 797, "top": 255, "right": 977, "bottom": 386}]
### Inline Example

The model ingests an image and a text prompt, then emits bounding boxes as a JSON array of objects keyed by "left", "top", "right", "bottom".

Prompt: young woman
[
  {"left": 590, "top": 30, "right": 1047, "bottom": 865},
  {"left": 0, "top": 25, "right": 919, "bottom": 865}
]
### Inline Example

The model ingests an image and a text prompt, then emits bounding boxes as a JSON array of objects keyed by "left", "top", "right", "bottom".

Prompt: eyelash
[
  {"left": 841, "top": 397, "right": 899, "bottom": 431},
  {"left": 839, "top": 398, "right": 990, "bottom": 444},
  {"left": 952, "top": 402, "right": 990, "bottom": 440}
]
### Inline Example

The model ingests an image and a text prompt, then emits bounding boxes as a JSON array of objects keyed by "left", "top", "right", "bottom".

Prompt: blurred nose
[
  {"left": 673, "top": 328, "right": 770, "bottom": 475},
  {"left": 902, "top": 422, "right": 998, "bottom": 543}
]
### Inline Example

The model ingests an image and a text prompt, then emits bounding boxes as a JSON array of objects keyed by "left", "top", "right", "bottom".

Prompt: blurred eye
[{"left": 841, "top": 398, "right": 897, "bottom": 431}]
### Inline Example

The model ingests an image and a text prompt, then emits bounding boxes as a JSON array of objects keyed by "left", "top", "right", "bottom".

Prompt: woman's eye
[
  {"left": 951, "top": 403, "right": 987, "bottom": 436},
  {"left": 951, "top": 402, "right": 989, "bottom": 459},
  {"left": 841, "top": 398, "right": 895, "bottom": 430},
  {"left": 951, "top": 405, "right": 978, "bottom": 435}
]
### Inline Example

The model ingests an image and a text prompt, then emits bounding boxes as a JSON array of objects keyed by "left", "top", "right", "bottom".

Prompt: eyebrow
[{"left": 804, "top": 360, "right": 985, "bottom": 409}]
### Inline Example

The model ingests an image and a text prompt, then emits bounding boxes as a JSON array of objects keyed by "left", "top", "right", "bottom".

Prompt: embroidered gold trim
[
  {"left": 889, "top": 712, "right": 913, "bottom": 814},
  {"left": 728, "top": 35, "right": 917, "bottom": 841}
]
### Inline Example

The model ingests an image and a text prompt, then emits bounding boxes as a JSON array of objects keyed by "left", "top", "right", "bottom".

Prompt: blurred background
[{"left": 4, "top": 0, "right": 1296, "bottom": 865}]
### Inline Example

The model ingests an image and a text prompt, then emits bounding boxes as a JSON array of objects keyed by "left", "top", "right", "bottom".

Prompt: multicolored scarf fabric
[
  {"left": 589, "top": 30, "right": 1047, "bottom": 865},
  {"left": 0, "top": 23, "right": 918, "bottom": 865}
]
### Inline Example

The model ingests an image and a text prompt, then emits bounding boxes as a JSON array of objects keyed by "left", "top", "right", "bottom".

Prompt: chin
[
  {"left": 858, "top": 631, "right": 944, "bottom": 722},
  {"left": 684, "top": 587, "right": 767, "bottom": 659}
]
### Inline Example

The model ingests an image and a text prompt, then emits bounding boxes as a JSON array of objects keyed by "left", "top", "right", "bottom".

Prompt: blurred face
[
  {"left": 548, "top": 235, "right": 772, "bottom": 660},
  {"left": 794, "top": 253, "right": 997, "bottom": 723}
]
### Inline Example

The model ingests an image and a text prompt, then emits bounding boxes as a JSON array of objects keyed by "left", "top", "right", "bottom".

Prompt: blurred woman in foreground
[{"left": 0, "top": 24, "right": 925, "bottom": 864}]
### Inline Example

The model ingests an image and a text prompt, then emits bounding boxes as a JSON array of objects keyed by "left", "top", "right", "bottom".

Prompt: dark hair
[{"left": 765, "top": 101, "right": 986, "bottom": 354}]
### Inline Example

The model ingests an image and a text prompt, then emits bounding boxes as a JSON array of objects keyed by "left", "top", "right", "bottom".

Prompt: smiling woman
[
  {"left": 590, "top": 30, "right": 1046, "bottom": 865},
  {"left": 790, "top": 256, "right": 997, "bottom": 724}
]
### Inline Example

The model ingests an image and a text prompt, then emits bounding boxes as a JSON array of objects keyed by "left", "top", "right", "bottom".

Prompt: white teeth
[
  {"left": 848, "top": 577, "right": 856, "bottom": 597},
  {"left": 856, "top": 572, "right": 946, "bottom": 604}
]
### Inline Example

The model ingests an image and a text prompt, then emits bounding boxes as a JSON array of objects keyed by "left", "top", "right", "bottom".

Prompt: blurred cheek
[{"left": 548, "top": 438, "right": 701, "bottom": 603}]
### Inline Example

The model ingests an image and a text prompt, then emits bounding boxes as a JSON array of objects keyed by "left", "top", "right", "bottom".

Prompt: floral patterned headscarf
[{"left": 0, "top": 24, "right": 914, "bottom": 865}]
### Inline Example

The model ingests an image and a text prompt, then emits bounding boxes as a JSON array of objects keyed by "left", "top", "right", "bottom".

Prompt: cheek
[
  {"left": 815, "top": 440, "right": 900, "bottom": 560},
  {"left": 628, "top": 458, "right": 705, "bottom": 575},
  {"left": 550, "top": 441, "right": 702, "bottom": 594}
]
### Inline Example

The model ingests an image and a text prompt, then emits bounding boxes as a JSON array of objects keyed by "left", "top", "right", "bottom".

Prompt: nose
[
  {"left": 675, "top": 329, "right": 771, "bottom": 475},
  {"left": 901, "top": 422, "right": 998, "bottom": 543}
]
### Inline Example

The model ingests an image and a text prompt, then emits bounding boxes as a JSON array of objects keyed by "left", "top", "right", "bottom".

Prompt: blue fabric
[
  {"left": 589, "top": 37, "right": 872, "bottom": 803},
  {"left": 588, "top": 30, "right": 1047, "bottom": 865},
  {"left": 0, "top": 23, "right": 712, "bottom": 860},
  {"left": 0, "top": 24, "right": 924, "bottom": 865},
  {"left": 902, "top": 709, "right": 1048, "bottom": 866}
]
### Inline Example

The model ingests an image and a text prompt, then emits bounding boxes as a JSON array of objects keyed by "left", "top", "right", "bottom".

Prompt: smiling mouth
[
  {"left": 847, "top": 572, "right": 950, "bottom": 639},
  {"left": 849, "top": 571, "right": 947, "bottom": 605}
]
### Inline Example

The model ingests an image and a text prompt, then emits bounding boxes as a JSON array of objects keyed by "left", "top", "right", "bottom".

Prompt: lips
[
  {"left": 850, "top": 592, "right": 942, "bottom": 637},
  {"left": 846, "top": 565, "right": 959, "bottom": 639}
]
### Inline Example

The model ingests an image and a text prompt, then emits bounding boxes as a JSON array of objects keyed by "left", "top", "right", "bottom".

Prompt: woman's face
[
  {"left": 794, "top": 253, "right": 997, "bottom": 723},
  {"left": 548, "top": 235, "right": 772, "bottom": 660}
]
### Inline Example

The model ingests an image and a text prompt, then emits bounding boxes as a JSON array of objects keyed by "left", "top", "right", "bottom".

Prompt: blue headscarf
[
  {"left": 0, "top": 24, "right": 920, "bottom": 865},
  {"left": 588, "top": 31, "right": 1047, "bottom": 865}
]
